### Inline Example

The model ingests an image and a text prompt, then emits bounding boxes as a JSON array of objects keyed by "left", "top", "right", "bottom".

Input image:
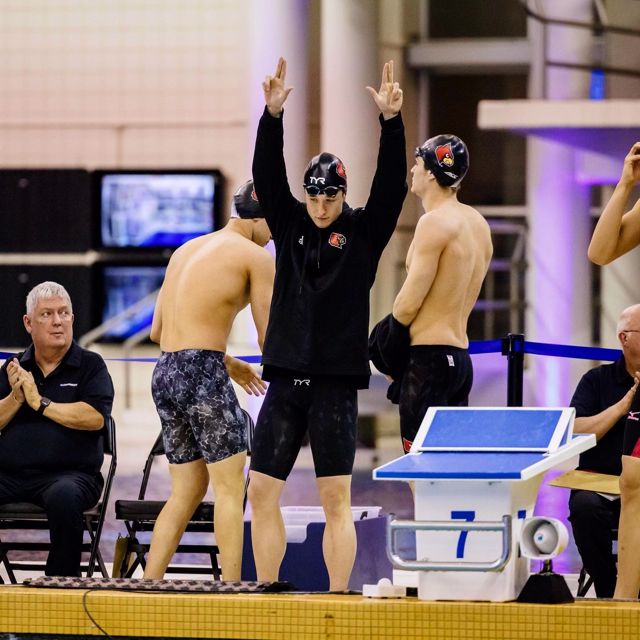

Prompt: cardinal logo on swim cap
[
  {"left": 251, "top": 188, "right": 259, "bottom": 203},
  {"left": 415, "top": 134, "right": 469, "bottom": 188},
  {"left": 336, "top": 161, "right": 347, "bottom": 180},
  {"left": 435, "top": 143, "right": 454, "bottom": 168}
]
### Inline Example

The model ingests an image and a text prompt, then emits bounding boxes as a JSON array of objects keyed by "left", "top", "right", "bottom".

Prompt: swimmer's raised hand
[
  {"left": 366, "top": 60, "right": 403, "bottom": 120},
  {"left": 263, "top": 57, "right": 293, "bottom": 118},
  {"left": 620, "top": 142, "right": 640, "bottom": 187}
]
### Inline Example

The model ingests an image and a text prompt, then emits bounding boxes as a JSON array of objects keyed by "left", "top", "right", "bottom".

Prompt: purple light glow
[{"left": 528, "top": 137, "right": 592, "bottom": 406}]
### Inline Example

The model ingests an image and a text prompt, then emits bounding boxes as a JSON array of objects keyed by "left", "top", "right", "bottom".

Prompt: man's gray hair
[{"left": 25, "top": 281, "right": 73, "bottom": 317}]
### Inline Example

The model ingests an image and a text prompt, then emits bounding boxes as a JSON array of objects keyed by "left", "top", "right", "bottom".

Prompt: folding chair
[
  {"left": 114, "top": 408, "right": 254, "bottom": 579},
  {"left": 0, "top": 416, "right": 117, "bottom": 583}
]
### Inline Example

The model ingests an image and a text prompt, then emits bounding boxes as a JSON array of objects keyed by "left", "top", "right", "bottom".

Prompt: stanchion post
[{"left": 502, "top": 333, "right": 524, "bottom": 407}]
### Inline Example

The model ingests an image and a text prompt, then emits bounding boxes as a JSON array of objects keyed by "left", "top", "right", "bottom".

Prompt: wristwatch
[{"left": 37, "top": 396, "right": 52, "bottom": 414}]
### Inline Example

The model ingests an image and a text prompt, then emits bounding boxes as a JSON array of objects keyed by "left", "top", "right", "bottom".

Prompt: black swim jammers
[
  {"left": 151, "top": 350, "right": 247, "bottom": 464},
  {"left": 399, "top": 345, "right": 473, "bottom": 453},
  {"left": 250, "top": 374, "right": 358, "bottom": 480}
]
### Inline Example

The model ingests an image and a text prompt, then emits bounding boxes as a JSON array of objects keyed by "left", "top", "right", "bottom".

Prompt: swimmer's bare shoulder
[
  {"left": 417, "top": 202, "right": 490, "bottom": 249},
  {"left": 172, "top": 230, "right": 272, "bottom": 278},
  {"left": 413, "top": 205, "right": 458, "bottom": 245}
]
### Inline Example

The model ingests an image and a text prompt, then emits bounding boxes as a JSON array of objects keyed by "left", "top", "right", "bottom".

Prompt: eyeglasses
[{"left": 304, "top": 185, "right": 343, "bottom": 197}]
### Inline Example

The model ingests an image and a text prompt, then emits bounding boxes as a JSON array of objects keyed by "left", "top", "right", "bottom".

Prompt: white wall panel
[{"left": 0, "top": 0, "right": 250, "bottom": 185}]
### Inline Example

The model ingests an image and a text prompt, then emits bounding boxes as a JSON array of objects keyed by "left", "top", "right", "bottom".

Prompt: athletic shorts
[
  {"left": 151, "top": 350, "right": 247, "bottom": 465},
  {"left": 250, "top": 374, "right": 358, "bottom": 480},
  {"left": 398, "top": 345, "right": 473, "bottom": 453},
  {"left": 624, "top": 389, "right": 640, "bottom": 457}
]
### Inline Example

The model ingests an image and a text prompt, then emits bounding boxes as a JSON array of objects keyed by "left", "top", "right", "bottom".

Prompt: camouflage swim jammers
[{"left": 151, "top": 350, "right": 247, "bottom": 464}]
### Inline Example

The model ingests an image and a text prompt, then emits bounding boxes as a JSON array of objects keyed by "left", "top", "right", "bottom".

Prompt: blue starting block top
[
  {"left": 416, "top": 407, "right": 573, "bottom": 452},
  {"left": 373, "top": 407, "right": 590, "bottom": 481}
]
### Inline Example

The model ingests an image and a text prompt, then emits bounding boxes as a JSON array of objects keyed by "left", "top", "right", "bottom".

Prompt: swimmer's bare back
[
  {"left": 407, "top": 201, "right": 492, "bottom": 348},
  {"left": 152, "top": 228, "right": 274, "bottom": 353}
]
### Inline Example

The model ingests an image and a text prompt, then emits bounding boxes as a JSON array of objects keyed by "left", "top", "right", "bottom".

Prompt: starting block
[{"left": 373, "top": 407, "right": 595, "bottom": 601}]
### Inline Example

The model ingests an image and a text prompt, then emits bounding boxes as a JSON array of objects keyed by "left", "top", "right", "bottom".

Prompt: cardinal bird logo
[
  {"left": 435, "top": 143, "right": 455, "bottom": 167},
  {"left": 328, "top": 232, "right": 346, "bottom": 249},
  {"left": 336, "top": 161, "right": 347, "bottom": 179}
]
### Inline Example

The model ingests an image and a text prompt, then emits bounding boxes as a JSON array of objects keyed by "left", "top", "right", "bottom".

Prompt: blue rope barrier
[
  {"left": 2, "top": 346, "right": 506, "bottom": 363},
  {"left": 0, "top": 351, "right": 263, "bottom": 364},
  {"left": 0, "top": 342, "right": 620, "bottom": 364},
  {"left": 524, "top": 341, "right": 621, "bottom": 362},
  {"left": 468, "top": 339, "right": 503, "bottom": 355}
]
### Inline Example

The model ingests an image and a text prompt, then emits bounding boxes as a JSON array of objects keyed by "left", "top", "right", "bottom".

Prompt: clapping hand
[
  {"left": 366, "top": 60, "right": 403, "bottom": 120},
  {"left": 19, "top": 370, "right": 41, "bottom": 410},
  {"left": 621, "top": 373, "right": 640, "bottom": 415},
  {"left": 6, "top": 359, "right": 25, "bottom": 403}
]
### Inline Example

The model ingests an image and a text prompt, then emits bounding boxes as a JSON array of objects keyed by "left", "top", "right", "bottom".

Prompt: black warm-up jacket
[{"left": 252, "top": 106, "right": 407, "bottom": 388}]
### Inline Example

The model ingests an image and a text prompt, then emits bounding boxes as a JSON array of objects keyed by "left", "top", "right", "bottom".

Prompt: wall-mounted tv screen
[
  {"left": 100, "top": 265, "right": 166, "bottom": 340},
  {"left": 96, "top": 170, "right": 221, "bottom": 249}
]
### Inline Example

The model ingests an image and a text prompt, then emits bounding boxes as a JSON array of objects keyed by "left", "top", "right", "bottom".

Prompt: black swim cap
[
  {"left": 415, "top": 134, "right": 469, "bottom": 188},
  {"left": 232, "top": 180, "right": 264, "bottom": 219},
  {"left": 303, "top": 152, "right": 347, "bottom": 193}
]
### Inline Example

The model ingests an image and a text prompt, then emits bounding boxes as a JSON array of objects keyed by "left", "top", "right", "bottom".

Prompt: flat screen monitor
[
  {"left": 101, "top": 265, "right": 166, "bottom": 340},
  {"left": 96, "top": 170, "right": 221, "bottom": 249}
]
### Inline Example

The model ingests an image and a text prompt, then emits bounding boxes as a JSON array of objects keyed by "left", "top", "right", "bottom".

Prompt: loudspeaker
[{"left": 520, "top": 517, "right": 569, "bottom": 560}]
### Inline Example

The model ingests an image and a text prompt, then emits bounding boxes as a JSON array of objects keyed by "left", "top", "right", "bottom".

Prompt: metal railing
[
  {"left": 521, "top": 0, "right": 640, "bottom": 97},
  {"left": 481, "top": 219, "right": 527, "bottom": 339}
]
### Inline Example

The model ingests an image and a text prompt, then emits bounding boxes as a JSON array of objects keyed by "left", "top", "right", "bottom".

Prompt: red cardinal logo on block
[
  {"left": 328, "top": 232, "right": 346, "bottom": 249},
  {"left": 402, "top": 437, "right": 413, "bottom": 453},
  {"left": 435, "top": 143, "right": 454, "bottom": 167}
]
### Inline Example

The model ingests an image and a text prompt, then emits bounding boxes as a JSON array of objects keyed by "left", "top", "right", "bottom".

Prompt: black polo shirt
[
  {"left": 570, "top": 357, "right": 631, "bottom": 476},
  {"left": 0, "top": 341, "right": 114, "bottom": 474}
]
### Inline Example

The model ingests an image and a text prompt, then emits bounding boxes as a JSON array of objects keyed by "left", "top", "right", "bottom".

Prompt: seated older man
[
  {"left": 0, "top": 281, "right": 114, "bottom": 576},
  {"left": 568, "top": 304, "right": 640, "bottom": 597}
]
